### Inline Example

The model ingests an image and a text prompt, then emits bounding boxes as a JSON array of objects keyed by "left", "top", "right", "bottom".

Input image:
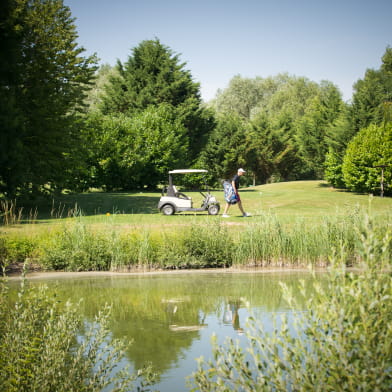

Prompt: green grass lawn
[{"left": 2, "top": 180, "right": 392, "bottom": 234}]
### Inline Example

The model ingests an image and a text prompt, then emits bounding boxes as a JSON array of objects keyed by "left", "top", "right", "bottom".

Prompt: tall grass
[
  {"left": 1, "top": 207, "right": 391, "bottom": 273},
  {"left": 233, "top": 210, "right": 363, "bottom": 267},
  {"left": 1, "top": 200, "right": 24, "bottom": 225},
  {"left": 1, "top": 199, "right": 39, "bottom": 225}
]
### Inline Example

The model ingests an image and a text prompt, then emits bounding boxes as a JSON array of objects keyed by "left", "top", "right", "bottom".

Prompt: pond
[{"left": 8, "top": 270, "right": 323, "bottom": 391}]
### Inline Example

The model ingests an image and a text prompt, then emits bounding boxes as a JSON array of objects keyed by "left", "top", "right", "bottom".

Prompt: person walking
[{"left": 222, "top": 168, "right": 251, "bottom": 218}]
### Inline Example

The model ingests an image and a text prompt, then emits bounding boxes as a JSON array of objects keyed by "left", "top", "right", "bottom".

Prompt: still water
[{"left": 10, "top": 270, "right": 321, "bottom": 391}]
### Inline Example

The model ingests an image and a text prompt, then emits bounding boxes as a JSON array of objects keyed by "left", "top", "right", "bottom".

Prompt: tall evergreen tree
[
  {"left": 100, "top": 39, "right": 214, "bottom": 163},
  {"left": 350, "top": 46, "right": 392, "bottom": 132},
  {"left": 295, "top": 82, "right": 344, "bottom": 178},
  {"left": 0, "top": 0, "right": 27, "bottom": 196},
  {"left": 101, "top": 39, "right": 199, "bottom": 113},
  {"left": 0, "top": 0, "right": 97, "bottom": 196},
  {"left": 197, "top": 113, "right": 247, "bottom": 184}
]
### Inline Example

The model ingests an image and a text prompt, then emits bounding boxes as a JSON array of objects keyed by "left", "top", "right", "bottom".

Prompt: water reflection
[
  {"left": 8, "top": 271, "right": 322, "bottom": 392},
  {"left": 223, "top": 298, "right": 246, "bottom": 334}
]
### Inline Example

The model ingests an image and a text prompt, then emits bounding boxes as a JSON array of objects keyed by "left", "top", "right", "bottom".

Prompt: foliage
[
  {"left": 84, "top": 64, "right": 119, "bottom": 112},
  {"left": 323, "top": 107, "right": 355, "bottom": 188},
  {"left": 197, "top": 113, "right": 248, "bottom": 184},
  {"left": 41, "top": 222, "right": 112, "bottom": 271},
  {"left": 0, "top": 0, "right": 97, "bottom": 197},
  {"left": 209, "top": 74, "right": 345, "bottom": 183},
  {"left": 342, "top": 123, "right": 392, "bottom": 195},
  {"left": 189, "top": 216, "right": 392, "bottom": 391},
  {"left": 233, "top": 212, "right": 359, "bottom": 267},
  {"left": 81, "top": 104, "right": 188, "bottom": 190},
  {"left": 324, "top": 149, "right": 346, "bottom": 188},
  {"left": 182, "top": 222, "right": 232, "bottom": 268},
  {"left": 213, "top": 75, "right": 267, "bottom": 120},
  {"left": 350, "top": 46, "right": 392, "bottom": 132},
  {"left": 99, "top": 38, "right": 212, "bottom": 164},
  {"left": 100, "top": 38, "right": 199, "bottom": 114},
  {"left": 0, "top": 278, "right": 156, "bottom": 392},
  {"left": 325, "top": 46, "right": 392, "bottom": 191},
  {"left": 295, "top": 82, "right": 344, "bottom": 178},
  {"left": 246, "top": 112, "right": 300, "bottom": 184},
  {"left": 0, "top": 236, "right": 36, "bottom": 271}
]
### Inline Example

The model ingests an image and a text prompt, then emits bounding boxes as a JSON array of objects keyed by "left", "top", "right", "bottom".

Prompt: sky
[{"left": 63, "top": 0, "right": 391, "bottom": 102}]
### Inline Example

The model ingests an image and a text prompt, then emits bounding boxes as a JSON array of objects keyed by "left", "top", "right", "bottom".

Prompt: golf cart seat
[{"left": 173, "top": 186, "right": 190, "bottom": 200}]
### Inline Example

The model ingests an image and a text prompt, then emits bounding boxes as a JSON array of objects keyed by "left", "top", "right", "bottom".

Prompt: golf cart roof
[{"left": 169, "top": 169, "right": 208, "bottom": 174}]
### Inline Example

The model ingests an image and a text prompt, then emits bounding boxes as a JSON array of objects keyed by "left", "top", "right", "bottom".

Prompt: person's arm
[{"left": 232, "top": 180, "right": 238, "bottom": 195}]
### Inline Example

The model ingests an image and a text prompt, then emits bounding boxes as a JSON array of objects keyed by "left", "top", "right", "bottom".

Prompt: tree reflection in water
[{"left": 12, "top": 271, "right": 320, "bottom": 388}]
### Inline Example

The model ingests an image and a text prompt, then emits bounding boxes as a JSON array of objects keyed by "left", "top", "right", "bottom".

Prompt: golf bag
[{"left": 223, "top": 180, "right": 238, "bottom": 204}]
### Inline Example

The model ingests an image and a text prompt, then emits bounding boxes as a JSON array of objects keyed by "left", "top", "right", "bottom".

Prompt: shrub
[
  {"left": 324, "top": 150, "right": 345, "bottom": 189},
  {"left": 0, "top": 235, "right": 37, "bottom": 271},
  {"left": 0, "top": 278, "right": 156, "bottom": 392},
  {"left": 342, "top": 122, "right": 392, "bottom": 195},
  {"left": 41, "top": 223, "right": 112, "bottom": 271},
  {"left": 190, "top": 215, "right": 392, "bottom": 391}
]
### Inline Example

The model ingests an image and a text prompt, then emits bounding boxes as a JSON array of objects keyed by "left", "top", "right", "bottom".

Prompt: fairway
[{"left": 4, "top": 181, "right": 391, "bottom": 234}]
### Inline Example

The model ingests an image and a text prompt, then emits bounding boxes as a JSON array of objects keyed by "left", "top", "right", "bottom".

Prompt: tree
[
  {"left": 350, "top": 46, "right": 392, "bottom": 133},
  {"left": 197, "top": 114, "right": 248, "bottom": 185},
  {"left": 0, "top": 0, "right": 97, "bottom": 196},
  {"left": 295, "top": 82, "right": 344, "bottom": 178},
  {"left": 99, "top": 39, "right": 212, "bottom": 163},
  {"left": 246, "top": 112, "right": 300, "bottom": 184},
  {"left": 324, "top": 150, "right": 346, "bottom": 188},
  {"left": 100, "top": 39, "right": 199, "bottom": 114},
  {"left": 342, "top": 123, "right": 392, "bottom": 195},
  {"left": 213, "top": 75, "right": 266, "bottom": 120},
  {"left": 82, "top": 105, "right": 188, "bottom": 190},
  {"left": 208, "top": 74, "right": 344, "bottom": 182},
  {"left": 0, "top": 0, "right": 28, "bottom": 196},
  {"left": 84, "top": 64, "right": 119, "bottom": 112}
]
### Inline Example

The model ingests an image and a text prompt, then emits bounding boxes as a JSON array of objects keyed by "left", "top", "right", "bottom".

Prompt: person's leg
[
  {"left": 223, "top": 202, "right": 230, "bottom": 215},
  {"left": 237, "top": 201, "right": 245, "bottom": 215}
]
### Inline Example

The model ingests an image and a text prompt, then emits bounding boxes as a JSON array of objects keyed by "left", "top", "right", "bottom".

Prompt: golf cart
[{"left": 158, "top": 169, "right": 220, "bottom": 215}]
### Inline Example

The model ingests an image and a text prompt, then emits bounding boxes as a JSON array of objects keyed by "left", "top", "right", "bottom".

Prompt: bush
[
  {"left": 0, "top": 236, "right": 37, "bottom": 271},
  {"left": 190, "top": 215, "right": 392, "bottom": 391},
  {"left": 342, "top": 122, "right": 392, "bottom": 195},
  {"left": 324, "top": 150, "right": 345, "bottom": 188},
  {"left": 0, "top": 278, "right": 156, "bottom": 392},
  {"left": 41, "top": 223, "right": 112, "bottom": 271},
  {"left": 182, "top": 222, "right": 232, "bottom": 268}
]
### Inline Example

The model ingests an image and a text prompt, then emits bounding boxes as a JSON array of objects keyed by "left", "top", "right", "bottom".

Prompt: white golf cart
[{"left": 158, "top": 169, "right": 220, "bottom": 215}]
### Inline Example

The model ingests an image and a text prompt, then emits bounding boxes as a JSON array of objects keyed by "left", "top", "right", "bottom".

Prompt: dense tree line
[
  {"left": 0, "top": 0, "right": 391, "bottom": 197},
  {"left": 0, "top": 0, "right": 97, "bottom": 197}
]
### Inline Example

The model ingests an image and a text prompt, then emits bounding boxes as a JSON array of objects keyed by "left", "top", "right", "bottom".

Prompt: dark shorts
[{"left": 235, "top": 192, "right": 241, "bottom": 202}]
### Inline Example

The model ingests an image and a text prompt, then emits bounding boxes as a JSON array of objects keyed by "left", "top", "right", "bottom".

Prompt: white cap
[{"left": 238, "top": 168, "right": 246, "bottom": 173}]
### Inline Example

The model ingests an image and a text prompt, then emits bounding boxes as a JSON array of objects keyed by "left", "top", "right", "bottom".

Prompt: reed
[
  {"left": 1, "top": 207, "right": 391, "bottom": 272},
  {"left": 231, "top": 211, "right": 363, "bottom": 267},
  {"left": 0, "top": 199, "right": 23, "bottom": 225}
]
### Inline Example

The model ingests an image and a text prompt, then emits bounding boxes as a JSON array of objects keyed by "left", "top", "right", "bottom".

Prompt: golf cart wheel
[
  {"left": 208, "top": 204, "right": 220, "bottom": 215},
  {"left": 161, "top": 204, "right": 175, "bottom": 216}
]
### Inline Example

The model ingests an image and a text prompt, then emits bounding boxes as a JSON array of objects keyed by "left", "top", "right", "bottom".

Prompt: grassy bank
[{"left": 1, "top": 181, "right": 391, "bottom": 273}]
